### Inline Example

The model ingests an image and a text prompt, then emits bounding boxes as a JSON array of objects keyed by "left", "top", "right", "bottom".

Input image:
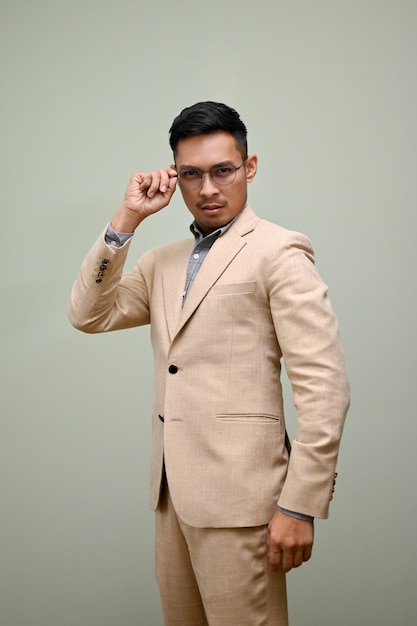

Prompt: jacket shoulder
[{"left": 236, "top": 206, "right": 312, "bottom": 249}]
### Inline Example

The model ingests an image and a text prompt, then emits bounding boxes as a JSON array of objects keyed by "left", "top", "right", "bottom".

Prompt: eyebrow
[{"left": 177, "top": 160, "right": 235, "bottom": 170}]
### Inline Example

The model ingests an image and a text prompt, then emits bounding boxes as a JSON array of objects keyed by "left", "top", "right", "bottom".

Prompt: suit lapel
[
  {"left": 173, "top": 206, "right": 260, "bottom": 339},
  {"left": 162, "top": 239, "right": 195, "bottom": 341},
  {"left": 176, "top": 231, "right": 246, "bottom": 335}
]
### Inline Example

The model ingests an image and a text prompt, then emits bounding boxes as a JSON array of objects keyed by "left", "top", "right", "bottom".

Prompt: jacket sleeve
[
  {"left": 269, "top": 231, "right": 350, "bottom": 518},
  {"left": 68, "top": 229, "right": 151, "bottom": 333}
]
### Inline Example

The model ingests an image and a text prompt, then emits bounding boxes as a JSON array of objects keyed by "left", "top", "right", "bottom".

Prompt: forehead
[{"left": 175, "top": 131, "right": 242, "bottom": 167}]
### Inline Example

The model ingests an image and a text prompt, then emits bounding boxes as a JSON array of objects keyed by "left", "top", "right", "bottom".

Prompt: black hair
[{"left": 169, "top": 101, "right": 248, "bottom": 156}]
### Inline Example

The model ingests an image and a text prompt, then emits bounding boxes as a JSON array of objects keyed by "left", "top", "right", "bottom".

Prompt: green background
[{"left": 1, "top": 1, "right": 416, "bottom": 624}]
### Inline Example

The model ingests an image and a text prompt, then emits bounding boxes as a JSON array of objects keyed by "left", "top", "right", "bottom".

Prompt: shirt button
[
  {"left": 193, "top": 253, "right": 200, "bottom": 259},
  {"left": 168, "top": 365, "right": 178, "bottom": 374}
]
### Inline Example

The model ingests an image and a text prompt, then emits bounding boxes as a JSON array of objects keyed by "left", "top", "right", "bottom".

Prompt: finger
[
  {"left": 267, "top": 526, "right": 281, "bottom": 571},
  {"left": 147, "top": 170, "right": 178, "bottom": 197},
  {"left": 146, "top": 171, "right": 164, "bottom": 198},
  {"left": 129, "top": 173, "right": 144, "bottom": 188},
  {"left": 268, "top": 548, "right": 283, "bottom": 572},
  {"left": 157, "top": 169, "right": 173, "bottom": 194},
  {"left": 292, "top": 548, "right": 305, "bottom": 569},
  {"left": 134, "top": 174, "right": 154, "bottom": 196},
  {"left": 302, "top": 545, "right": 313, "bottom": 562},
  {"left": 168, "top": 172, "right": 178, "bottom": 190},
  {"left": 161, "top": 168, "right": 179, "bottom": 192},
  {"left": 280, "top": 550, "right": 295, "bottom": 573},
  {"left": 159, "top": 170, "right": 178, "bottom": 196},
  {"left": 280, "top": 544, "right": 312, "bottom": 572}
]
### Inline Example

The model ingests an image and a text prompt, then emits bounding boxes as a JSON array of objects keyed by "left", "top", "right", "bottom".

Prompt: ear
[{"left": 245, "top": 154, "right": 258, "bottom": 182}]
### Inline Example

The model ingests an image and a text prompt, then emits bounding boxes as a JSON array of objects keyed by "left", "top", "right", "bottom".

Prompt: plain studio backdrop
[{"left": 1, "top": 1, "right": 416, "bottom": 625}]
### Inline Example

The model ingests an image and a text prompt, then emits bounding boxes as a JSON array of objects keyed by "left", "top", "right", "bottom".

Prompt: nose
[{"left": 199, "top": 171, "right": 219, "bottom": 195}]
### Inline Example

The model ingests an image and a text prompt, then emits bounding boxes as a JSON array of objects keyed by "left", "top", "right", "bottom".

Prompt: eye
[
  {"left": 181, "top": 168, "right": 200, "bottom": 180},
  {"left": 214, "top": 165, "right": 233, "bottom": 178}
]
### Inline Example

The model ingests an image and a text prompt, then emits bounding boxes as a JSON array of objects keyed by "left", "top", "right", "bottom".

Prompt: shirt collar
[{"left": 189, "top": 208, "right": 244, "bottom": 244}]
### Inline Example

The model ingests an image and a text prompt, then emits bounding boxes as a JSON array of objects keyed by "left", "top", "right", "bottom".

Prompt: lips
[{"left": 200, "top": 204, "right": 223, "bottom": 212}]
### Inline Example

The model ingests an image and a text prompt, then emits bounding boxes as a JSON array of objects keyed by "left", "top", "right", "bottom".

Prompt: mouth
[{"left": 200, "top": 204, "right": 224, "bottom": 213}]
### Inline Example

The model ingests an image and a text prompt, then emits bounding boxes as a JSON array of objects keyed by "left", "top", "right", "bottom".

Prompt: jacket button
[{"left": 168, "top": 364, "right": 178, "bottom": 374}]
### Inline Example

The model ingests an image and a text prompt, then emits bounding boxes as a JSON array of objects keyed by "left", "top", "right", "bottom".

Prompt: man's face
[{"left": 174, "top": 131, "right": 257, "bottom": 236}]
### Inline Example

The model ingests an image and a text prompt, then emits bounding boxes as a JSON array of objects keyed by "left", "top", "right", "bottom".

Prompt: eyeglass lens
[{"left": 178, "top": 162, "right": 243, "bottom": 189}]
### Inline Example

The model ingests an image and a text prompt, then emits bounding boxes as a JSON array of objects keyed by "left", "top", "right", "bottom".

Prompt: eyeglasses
[{"left": 177, "top": 158, "right": 247, "bottom": 190}]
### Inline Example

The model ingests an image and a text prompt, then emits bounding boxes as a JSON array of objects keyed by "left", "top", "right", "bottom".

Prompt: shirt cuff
[
  {"left": 277, "top": 506, "right": 314, "bottom": 522},
  {"left": 105, "top": 223, "right": 134, "bottom": 247}
]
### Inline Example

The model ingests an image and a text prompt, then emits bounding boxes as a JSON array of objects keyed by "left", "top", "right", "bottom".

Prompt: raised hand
[{"left": 111, "top": 168, "right": 178, "bottom": 233}]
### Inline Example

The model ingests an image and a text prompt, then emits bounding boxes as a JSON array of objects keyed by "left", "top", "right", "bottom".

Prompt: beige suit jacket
[{"left": 69, "top": 206, "right": 350, "bottom": 527}]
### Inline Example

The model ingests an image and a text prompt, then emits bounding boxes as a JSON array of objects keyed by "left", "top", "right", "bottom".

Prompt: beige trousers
[{"left": 155, "top": 484, "right": 288, "bottom": 626}]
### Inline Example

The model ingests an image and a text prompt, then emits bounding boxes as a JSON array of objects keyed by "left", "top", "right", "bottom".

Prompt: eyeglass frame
[{"left": 176, "top": 157, "right": 248, "bottom": 190}]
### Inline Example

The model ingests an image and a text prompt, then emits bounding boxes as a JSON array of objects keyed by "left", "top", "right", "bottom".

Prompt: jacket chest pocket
[{"left": 211, "top": 281, "right": 256, "bottom": 295}]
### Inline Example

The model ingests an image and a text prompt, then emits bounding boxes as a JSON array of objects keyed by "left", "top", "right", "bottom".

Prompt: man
[{"left": 69, "top": 101, "right": 350, "bottom": 626}]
